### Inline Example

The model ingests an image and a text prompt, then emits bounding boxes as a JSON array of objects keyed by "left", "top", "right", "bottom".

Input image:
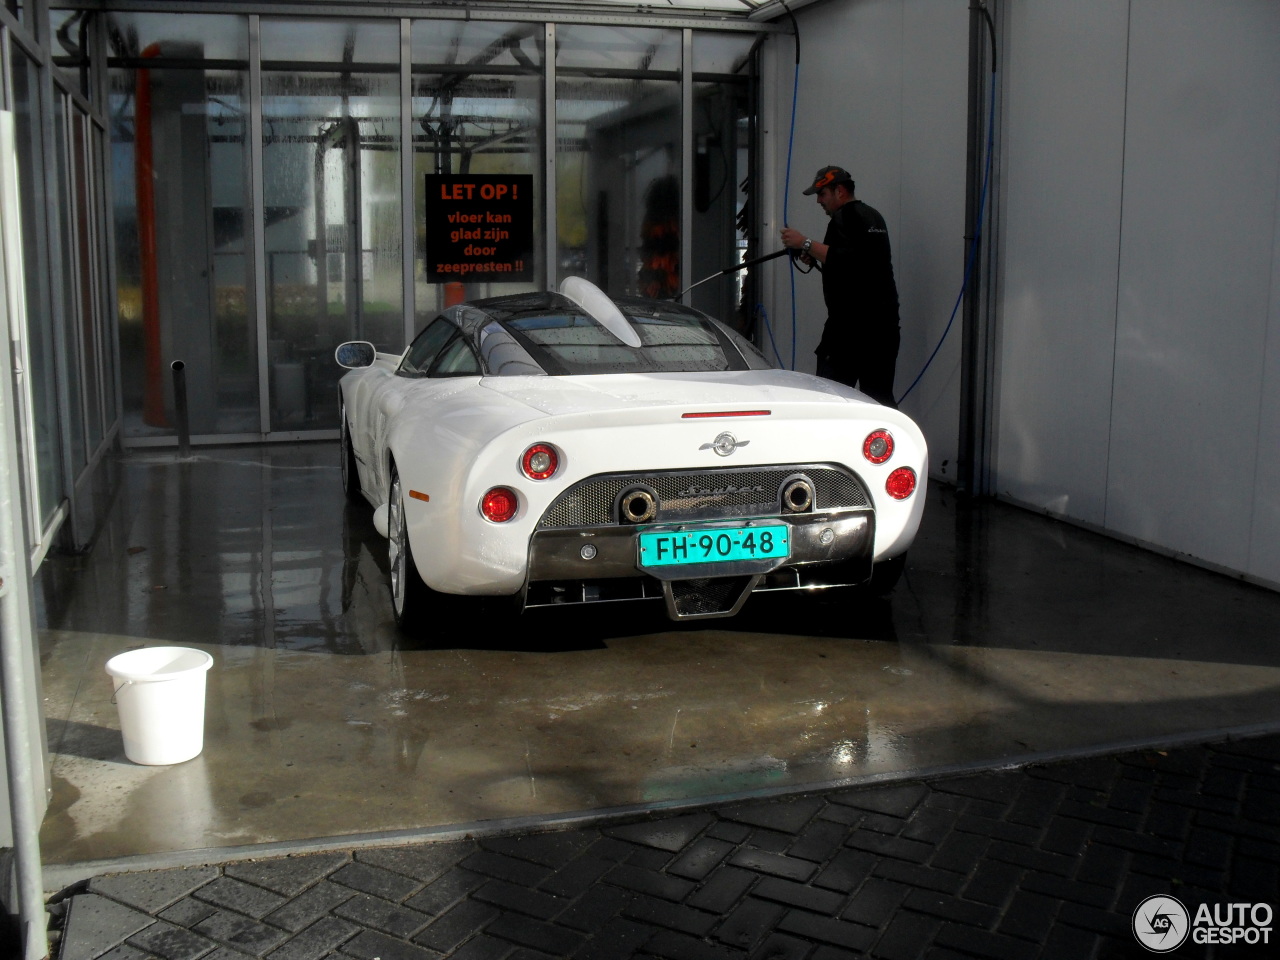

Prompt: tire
[
  {"left": 869, "top": 552, "right": 907, "bottom": 595},
  {"left": 388, "top": 466, "right": 430, "bottom": 630},
  {"left": 340, "top": 407, "right": 362, "bottom": 502}
]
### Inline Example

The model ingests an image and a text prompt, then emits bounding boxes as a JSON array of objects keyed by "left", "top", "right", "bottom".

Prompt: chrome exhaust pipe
[
  {"left": 618, "top": 487, "right": 657, "bottom": 524},
  {"left": 781, "top": 477, "right": 814, "bottom": 513}
]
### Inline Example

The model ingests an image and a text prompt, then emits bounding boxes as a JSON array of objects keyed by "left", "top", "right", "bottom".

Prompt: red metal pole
[{"left": 136, "top": 44, "right": 166, "bottom": 426}]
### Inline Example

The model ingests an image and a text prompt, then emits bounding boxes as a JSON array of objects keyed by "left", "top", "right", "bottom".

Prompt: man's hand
[
  {"left": 780, "top": 226, "right": 806, "bottom": 250},
  {"left": 780, "top": 226, "right": 818, "bottom": 265}
]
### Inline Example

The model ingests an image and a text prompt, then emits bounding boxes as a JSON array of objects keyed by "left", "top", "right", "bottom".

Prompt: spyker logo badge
[{"left": 702, "top": 431, "right": 750, "bottom": 457}]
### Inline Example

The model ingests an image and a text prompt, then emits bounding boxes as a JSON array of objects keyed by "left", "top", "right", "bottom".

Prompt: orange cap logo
[{"left": 813, "top": 170, "right": 838, "bottom": 191}]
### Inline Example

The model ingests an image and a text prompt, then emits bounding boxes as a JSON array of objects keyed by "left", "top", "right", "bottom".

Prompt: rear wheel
[
  {"left": 388, "top": 467, "right": 430, "bottom": 630},
  {"left": 340, "top": 408, "right": 361, "bottom": 502}
]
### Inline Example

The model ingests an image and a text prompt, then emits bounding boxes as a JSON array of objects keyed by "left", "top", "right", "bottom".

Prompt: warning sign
[{"left": 424, "top": 174, "right": 534, "bottom": 283}]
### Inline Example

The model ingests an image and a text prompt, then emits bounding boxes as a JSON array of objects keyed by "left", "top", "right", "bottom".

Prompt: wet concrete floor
[{"left": 37, "top": 444, "right": 1280, "bottom": 873}]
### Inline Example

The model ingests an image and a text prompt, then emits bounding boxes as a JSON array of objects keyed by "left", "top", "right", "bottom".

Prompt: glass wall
[
  {"left": 4, "top": 6, "right": 120, "bottom": 553},
  {"left": 108, "top": 13, "right": 256, "bottom": 437},
  {"left": 95, "top": 11, "right": 760, "bottom": 444},
  {"left": 261, "top": 18, "right": 401, "bottom": 432},
  {"left": 690, "top": 31, "right": 755, "bottom": 331},
  {"left": 556, "top": 26, "right": 682, "bottom": 298},
  {"left": 50, "top": 83, "right": 116, "bottom": 489},
  {"left": 8, "top": 37, "right": 64, "bottom": 530},
  {"left": 411, "top": 19, "right": 542, "bottom": 329},
  {"left": 50, "top": 91, "right": 87, "bottom": 467}
]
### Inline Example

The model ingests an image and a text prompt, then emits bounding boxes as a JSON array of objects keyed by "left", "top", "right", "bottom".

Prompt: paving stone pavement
[{"left": 48, "top": 733, "right": 1280, "bottom": 960}]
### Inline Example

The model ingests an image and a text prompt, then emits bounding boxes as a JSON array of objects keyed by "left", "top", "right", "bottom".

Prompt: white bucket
[{"left": 105, "top": 647, "right": 214, "bottom": 765}]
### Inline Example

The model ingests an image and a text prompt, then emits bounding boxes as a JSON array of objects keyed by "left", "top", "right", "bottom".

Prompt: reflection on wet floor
[{"left": 37, "top": 443, "right": 1280, "bottom": 871}]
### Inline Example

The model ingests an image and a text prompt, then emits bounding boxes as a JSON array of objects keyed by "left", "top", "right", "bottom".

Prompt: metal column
[
  {"left": 248, "top": 16, "right": 270, "bottom": 435},
  {"left": 400, "top": 19, "right": 414, "bottom": 344},
  {"left": 543, "top": 23, "right": 556, "bottom": 292},
  {"left": 680, "top": 28, "right": 693, "bottom": 305},
  {"left": 957, "top": 3, "right": 996, "bottom": 497},
  {"left": 0, "top": 107, "right": 50, "bottom": 960}
]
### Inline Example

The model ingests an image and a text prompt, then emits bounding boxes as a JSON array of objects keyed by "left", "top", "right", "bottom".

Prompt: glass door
[
  {"left": 108, "top": 13, "right": 257, "bottom": 438},
  {"left": 260, "top": 19, "right": 402, "bottom": 432}
]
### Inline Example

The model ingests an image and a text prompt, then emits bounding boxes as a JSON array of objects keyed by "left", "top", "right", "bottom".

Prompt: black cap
[{"left": 802, "top": 165, "right": 854, "bottom": 195}]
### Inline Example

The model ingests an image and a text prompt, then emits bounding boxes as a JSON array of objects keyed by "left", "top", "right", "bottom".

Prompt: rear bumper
[{"left": 524, "top": 508, "right": 875, "bottom": 618}]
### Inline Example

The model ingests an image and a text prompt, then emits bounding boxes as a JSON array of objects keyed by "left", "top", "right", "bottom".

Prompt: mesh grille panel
[
  {"left": 538, "top": 465, "right": 870, "bottom": 528},
  {"left": 669, "top": 577, "right": 753, "bottom": 617}
]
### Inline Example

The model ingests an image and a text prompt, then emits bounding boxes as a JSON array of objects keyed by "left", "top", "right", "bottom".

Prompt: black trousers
[{"left": 816, "top": 328, "right": 901, "bottom": 408}]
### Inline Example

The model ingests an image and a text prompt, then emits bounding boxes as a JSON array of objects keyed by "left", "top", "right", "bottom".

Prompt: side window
[
  {"left": 397, "top": 317, "right": 456, "bottom": 377},
  {"left": 431, "top": 336, "right": 481, "bottom": 377}
]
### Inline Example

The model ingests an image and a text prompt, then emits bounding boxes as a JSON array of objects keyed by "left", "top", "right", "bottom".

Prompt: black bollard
[{"left": 171, "top": 360, "right": 191, "bottom": 459}]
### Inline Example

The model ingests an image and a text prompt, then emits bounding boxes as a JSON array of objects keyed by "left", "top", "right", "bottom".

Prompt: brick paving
[{"left": 49, "top": 733, "right": 1280, "bottom": 959}]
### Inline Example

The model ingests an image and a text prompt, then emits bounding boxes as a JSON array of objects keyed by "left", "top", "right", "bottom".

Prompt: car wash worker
[{"left": 780, "top": 165, "right": 902, "bottom": 408}]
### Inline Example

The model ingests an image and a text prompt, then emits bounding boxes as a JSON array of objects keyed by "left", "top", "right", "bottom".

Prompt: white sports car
[{"left": 336, "top": 278, "right": 927, "bottom": 626}]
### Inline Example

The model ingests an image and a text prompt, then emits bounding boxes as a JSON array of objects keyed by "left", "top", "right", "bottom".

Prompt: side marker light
[{"left": 409, "top": 490, "right": 430, "bottom": 502}]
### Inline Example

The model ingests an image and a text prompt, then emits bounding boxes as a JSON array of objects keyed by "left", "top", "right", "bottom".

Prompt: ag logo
[
  {"left": 1133, "top": 895, "right": 1190, "bottom": 953},
  {"left": 701, "top": 432, "right": 750, "bottom": 457}
]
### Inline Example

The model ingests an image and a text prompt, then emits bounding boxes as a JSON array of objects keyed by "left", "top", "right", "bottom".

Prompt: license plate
[{"left": 638, "top": 523, "right": 790, "bottom": 568}]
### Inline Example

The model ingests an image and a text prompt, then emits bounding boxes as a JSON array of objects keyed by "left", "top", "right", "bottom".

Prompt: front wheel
[{"left": 388, "top": 467, "right": 430, "bottom": 630}]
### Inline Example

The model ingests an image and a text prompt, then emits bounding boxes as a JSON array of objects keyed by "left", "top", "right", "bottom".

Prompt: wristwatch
[{"left": 801, "top": 238, "right": 813, "bottom": 254}]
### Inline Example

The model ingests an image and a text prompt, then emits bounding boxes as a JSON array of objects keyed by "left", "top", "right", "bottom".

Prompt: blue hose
[
  {"left": 757, "top": 303, "right": 785, "bottom": 367},
  {"left": 782, "top": 45, "right": 800, "bottom": 368}
]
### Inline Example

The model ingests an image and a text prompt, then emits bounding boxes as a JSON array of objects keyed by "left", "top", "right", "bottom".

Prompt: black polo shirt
[{"left": 817, "top": 200, "right": 901, "bottom": 355}]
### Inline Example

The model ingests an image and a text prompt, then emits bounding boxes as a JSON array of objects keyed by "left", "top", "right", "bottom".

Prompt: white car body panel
[
  {"left": 342, "top": 366, "right": 927, "bottom": 598},
  {"left": 338, "top": 282, "right": 927, "bottom": 620}
]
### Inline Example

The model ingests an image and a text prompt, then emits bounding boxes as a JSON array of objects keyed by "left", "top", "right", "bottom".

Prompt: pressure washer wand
[{"left": 674, "top": 248, "right": 792, "bottom": 299}]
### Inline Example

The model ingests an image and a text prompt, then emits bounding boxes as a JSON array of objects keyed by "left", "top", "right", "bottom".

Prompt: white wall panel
[
  {"left": 992, "top": 1, "right": 1129, "bottom": 525},
  {"left": 776, "top": 0, "right": 905, "bottom": 377},
  {"left": 765, "top": 1, "right": 1280, "bottom": 588},
  {"left": 896, "top": 3, "right": 969, "bottom": 481},
  {"left": 763, "top": 0, "right": 968, "bottom": 477},
  {"left": 1106, "top": 1, "right": 1280, "bottom": 572},
  {"left": 1253, "top": 194, "right": 1280, "bottom": 585}
]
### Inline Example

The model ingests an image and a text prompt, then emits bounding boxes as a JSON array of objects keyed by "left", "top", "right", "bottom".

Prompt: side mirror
[{"left": 335, "top": 341, "right": 376, "bottom": 369}]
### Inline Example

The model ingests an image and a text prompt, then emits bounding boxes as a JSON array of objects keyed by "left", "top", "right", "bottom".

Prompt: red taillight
[
  {"left": 521, "top": 443, "right": 558, "bottom": 480},
  {"left": 886, "top": 467, "right": 916, "bottom": 500},
  {"left": 481, "top": 487, "right": 519, "bottom": 522},
  {"left": 863, "top": 429, "right": 894, "bottom": 464}
]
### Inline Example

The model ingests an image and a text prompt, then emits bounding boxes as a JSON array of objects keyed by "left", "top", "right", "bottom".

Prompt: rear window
[{"left": 500, "top": 306, "right": 758, "bottom": 376}]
